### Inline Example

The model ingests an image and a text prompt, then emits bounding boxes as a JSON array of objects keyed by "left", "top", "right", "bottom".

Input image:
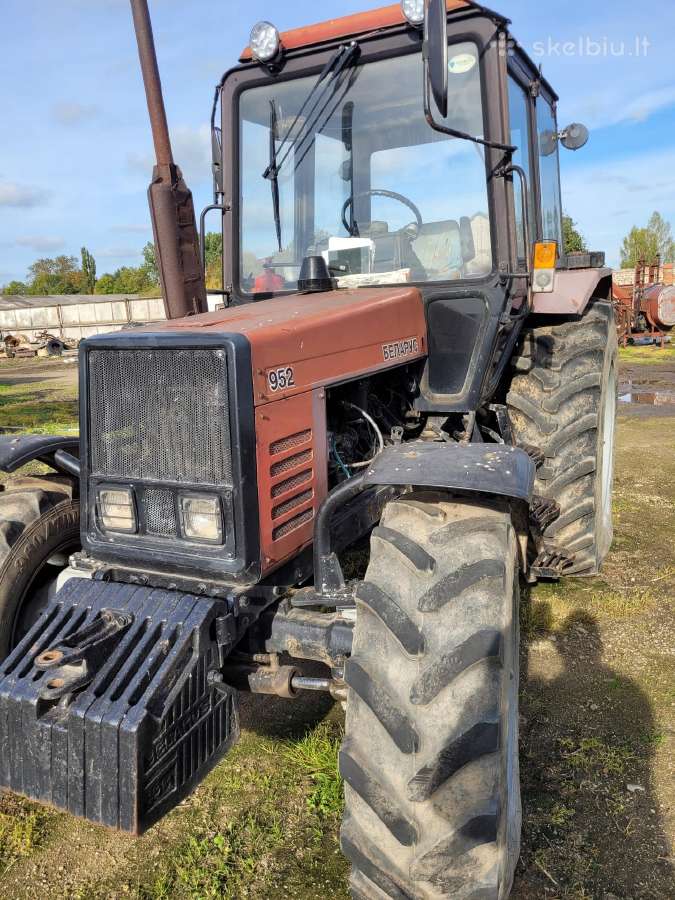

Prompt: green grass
[
  {"left": 71, "top": 718, "right": 349, "bottom": 900},
  {"left": 282, "top": 721, "right": 344, "bottom": 817},
  {"left": 619, "top": 344, "right": 675, "bottom": 364},
  {"left": 0, "top": 799, "right": 52, "bottom": 877},
  {"left": 0, "top": 377, "right": 78, "bottom": 434}
]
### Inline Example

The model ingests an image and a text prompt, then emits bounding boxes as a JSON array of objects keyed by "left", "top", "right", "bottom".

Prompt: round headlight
[
  {"left": 401, "top": 0, "right": 425, "bottom": 26},
  {"left": 250, "top": 21, "right": 281, "bottom": 63}
]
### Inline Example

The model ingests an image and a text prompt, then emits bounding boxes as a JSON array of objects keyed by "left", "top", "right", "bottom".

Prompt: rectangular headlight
[
  {"left": 97, "top": 487, "right": 137, "bottom": 533},
  {"left": 179, "top": 495, "right": 223, "bottom": 544}
]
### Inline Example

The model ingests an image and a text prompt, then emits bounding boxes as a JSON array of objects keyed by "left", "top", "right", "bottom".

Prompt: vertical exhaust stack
[{"left": 130, "top": 0, "right": 207, "bottom": 319}]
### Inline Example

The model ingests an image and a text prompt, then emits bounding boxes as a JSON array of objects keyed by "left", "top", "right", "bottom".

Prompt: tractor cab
[{"left": 210, "top": 0, "right": 587, "bottom": 307}]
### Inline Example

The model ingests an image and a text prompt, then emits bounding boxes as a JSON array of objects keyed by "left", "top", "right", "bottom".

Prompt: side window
[
  {"left": 508, "top": 78, "right": 534, "bottom": 263},
  {"left": 537, "top": 99, "right": 563, "bottom": 249}
]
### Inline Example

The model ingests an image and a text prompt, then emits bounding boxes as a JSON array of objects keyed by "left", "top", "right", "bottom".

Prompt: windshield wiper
[
  {"left": 265, "top": 100, "right": 282, "bottom": 252},
  {"left": 262, "top": 42, "right": 360, "bottom": 250}
]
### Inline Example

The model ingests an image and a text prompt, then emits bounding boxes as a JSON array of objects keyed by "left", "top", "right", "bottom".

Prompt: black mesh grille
[
  {"left": 144, "top": 489, "right": 178, "bottom": 536},
  {"left": 88, "top": 348, "right": 232, "bottom": 485}
]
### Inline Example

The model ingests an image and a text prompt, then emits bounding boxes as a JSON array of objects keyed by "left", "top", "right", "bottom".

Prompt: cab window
[
  {"left": 537, "top": 99, "right": 563, "bottom": 249},
  {"left": 507, "top": 77, "right": 534, "bottom": 265}
]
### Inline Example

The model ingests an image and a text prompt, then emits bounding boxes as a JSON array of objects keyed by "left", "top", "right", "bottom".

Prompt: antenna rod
[{"left": 130, "top": 0, "right": 174, "bottom": 166}]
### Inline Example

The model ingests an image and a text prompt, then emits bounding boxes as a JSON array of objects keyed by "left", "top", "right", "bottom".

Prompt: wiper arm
[
  {"left": 264, "top": 99, "right": 282, "bottom": 252},
  {"left": 263, "top": 41, "right": 360, "bottom": 186}
]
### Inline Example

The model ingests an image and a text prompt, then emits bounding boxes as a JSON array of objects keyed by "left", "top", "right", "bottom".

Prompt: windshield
[{"left": 239, "top": 42, "right": 492, "bottom": 294}]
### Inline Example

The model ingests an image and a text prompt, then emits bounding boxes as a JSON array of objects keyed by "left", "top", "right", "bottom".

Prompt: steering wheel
[{"left": 341, "top": 189, "right": 423, "bottom": 237}]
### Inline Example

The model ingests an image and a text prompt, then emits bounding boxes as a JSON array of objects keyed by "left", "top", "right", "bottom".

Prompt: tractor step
[
  {"left": 530, "top": 545, "right": 576, "bottom": 579},
  {"left": 530, "top": 495, "right": 561, "bottom": 531},
  {"left": 0, "top": 579, "right": 238, "bottom": 834}
]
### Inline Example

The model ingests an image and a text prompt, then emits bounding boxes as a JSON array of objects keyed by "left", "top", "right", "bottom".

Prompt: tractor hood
[{"left": 146, "top": 286, "right": 428, "bottom": 406}]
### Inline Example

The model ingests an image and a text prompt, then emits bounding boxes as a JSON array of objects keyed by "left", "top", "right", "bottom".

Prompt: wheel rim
[
  {"left": 599, "top": 363, "right": 617, "bottom": 538},
  {"left": 9, "top": 537, "right": 80, "bottom": 651}
]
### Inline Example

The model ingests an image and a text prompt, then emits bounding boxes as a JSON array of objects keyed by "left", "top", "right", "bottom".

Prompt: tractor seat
[{"left": 411, "top": 220, "right": 462, "bottom": 279}]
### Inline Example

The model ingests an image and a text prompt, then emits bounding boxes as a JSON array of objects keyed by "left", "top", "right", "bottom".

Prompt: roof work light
[
  {"left": 250, "top": 21, "right": 282, "bottom": 63},
  {"left": 401, "top": 0, "right": 425, "bottom": 26}
]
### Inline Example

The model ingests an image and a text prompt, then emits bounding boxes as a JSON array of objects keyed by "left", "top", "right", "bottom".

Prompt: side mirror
[
  {"left": 539, "top": 129, "right": 558, "bottom": 158},
  {"left": 424, "top": 0, "right": 448, "bottom": 118},
  {"left": 560, "top": 122, "right": 589, "bottom": 151}
]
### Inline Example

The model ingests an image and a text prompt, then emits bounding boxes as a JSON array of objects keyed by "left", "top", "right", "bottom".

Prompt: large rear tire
[
  {"left": 0, "top": 475, "right": 80, "bottom": 660},
  {"left": 341, "top": 493, "right": 520, "bottom": 900},
  {"left": 507, "top": 300, "right": 618, "bottom": 575}
]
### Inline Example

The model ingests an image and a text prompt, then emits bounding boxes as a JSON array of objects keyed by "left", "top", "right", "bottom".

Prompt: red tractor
[{"left": 0, "top": 2, "right": 617, "bottom": 897}]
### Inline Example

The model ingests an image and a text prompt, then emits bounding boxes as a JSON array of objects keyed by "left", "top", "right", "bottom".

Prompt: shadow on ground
[{"left": 514, "top": 599, "right": 673, "bottom": 898}]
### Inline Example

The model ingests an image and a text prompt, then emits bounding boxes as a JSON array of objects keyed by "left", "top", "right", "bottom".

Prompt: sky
[{"left": 1, "top": 0, "right": 674, "bottom": 285}]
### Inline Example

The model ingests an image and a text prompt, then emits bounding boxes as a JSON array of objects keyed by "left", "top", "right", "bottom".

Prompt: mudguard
[
  {"left": 0, "top": 434, "right": 80, "bottom": 473},
  {"left": 531, "top": 267, "right": 613, "bottom": 316},
  {"left": 361, "top": 441, "right": 535, "bottom": 503}
]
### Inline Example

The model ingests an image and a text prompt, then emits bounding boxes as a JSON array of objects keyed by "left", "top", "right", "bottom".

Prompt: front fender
[
  {"left": 361, "top": 441, "right": 534, "bottom": 503},
  {"left": 0, "top": 434, "right": 80, "bottom": 474}
]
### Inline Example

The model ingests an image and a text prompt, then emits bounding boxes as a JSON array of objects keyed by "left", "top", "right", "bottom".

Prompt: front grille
[
  {"left": 270, "top": 449, "right": 312, "bottom": 477},
  {"left": 88, "top": 348, "right": 232, "bottom": 485},
  {"left": 144, "top": 488, "right": 178, "bottom": 537},
  {"left": 270, "top": 430, "right": 312, "bottom": 455},
  {"left": 272, "top": 488, "right": 313, "bottom": 520},
  {"left": 272, "top": 508, "right": 314, "bottom": 540}
]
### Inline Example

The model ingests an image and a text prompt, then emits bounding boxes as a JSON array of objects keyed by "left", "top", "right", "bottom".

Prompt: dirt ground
[{"left": 0, "top": 347, "right": 673, "bottom": 899}]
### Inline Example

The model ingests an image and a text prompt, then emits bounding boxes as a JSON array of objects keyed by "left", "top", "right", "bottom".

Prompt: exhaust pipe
[{"left": 130, "top": 0, "right": 207, "bottom": 319}]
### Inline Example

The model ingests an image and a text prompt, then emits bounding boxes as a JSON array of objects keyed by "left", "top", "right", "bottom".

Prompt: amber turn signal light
[{"left": 533, "top": 241, "right": 558, "bottom": 270}]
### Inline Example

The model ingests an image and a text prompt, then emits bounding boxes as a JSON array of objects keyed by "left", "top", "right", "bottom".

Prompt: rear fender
[{"left": 532, "top": 267, "right": 612, "bottom": 316}]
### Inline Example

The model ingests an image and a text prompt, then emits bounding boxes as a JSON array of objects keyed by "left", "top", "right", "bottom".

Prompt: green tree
[
  {"left": 620, "top": 226, "right": 660, "bottom": 269},
  {"left": 562, "top": 213, "right": 587, "bottom": 254},
  {"left": 1, "top": 280, "right": 28, "bottom": 295},
  {"left": 27, "top": 255, "right": 83, "bottom": 294},
  {"left": 81, "top": 246, "right": 97, "bottom": 293},
  {"left": 204, "top": 231, "right": 223, "bottom": 290},
  {"left": 141, "top": 241, "right": 159, "bottom": 284},
  {"left": 647, "top": 211, "right": 675, "bottom": 264},
  {"left": 94, "top": 273, "right": 117, "bottom": 294}
]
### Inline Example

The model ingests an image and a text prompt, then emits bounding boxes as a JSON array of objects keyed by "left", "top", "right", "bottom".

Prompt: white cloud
[
  {"left": 15, "top": 236, "right": 65, "bottom": 252},
  {"left": 0, "top": 180, "right": 46, "bottom": 208},
  {"left": 573, "top": 83, "right": 675, "bottom": 130},
  {"left": 51, "top": 101, "right": 99, "bottom": 126}
]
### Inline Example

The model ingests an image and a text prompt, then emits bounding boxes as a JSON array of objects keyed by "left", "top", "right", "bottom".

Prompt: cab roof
[{"left": 239, "top": 1, "right": 470, "bottom": 61}]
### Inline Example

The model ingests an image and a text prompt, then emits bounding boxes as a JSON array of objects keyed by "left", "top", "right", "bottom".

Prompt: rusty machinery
[{"left": 613, "top": 256, "right": 675, "bottom": 347}]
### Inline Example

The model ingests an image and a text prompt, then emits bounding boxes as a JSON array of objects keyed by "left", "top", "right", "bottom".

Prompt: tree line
[
  {"left": 1, "top": 235, "right": 225, "bottom": 297},
  {"left": 1, "top": 215, "right": 673, "bottom": 298}
]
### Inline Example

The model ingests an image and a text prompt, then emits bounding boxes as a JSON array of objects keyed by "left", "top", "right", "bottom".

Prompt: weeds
[
  {"left": 0, "top": 804, "right": 49, "bottom": 876},
  {"left": 283, "top": 721, "right": 344, "bottom": 817},
  {"left": 558, "top": 736, "right": 636, "bottom": 777}
]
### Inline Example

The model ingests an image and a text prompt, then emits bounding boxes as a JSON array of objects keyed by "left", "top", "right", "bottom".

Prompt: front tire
[
  {"left": 341, "top": 494, "right": 521, "bottom": 900},
  {"left": 0, "top": 475, "right": 80, "bottom": 660}
]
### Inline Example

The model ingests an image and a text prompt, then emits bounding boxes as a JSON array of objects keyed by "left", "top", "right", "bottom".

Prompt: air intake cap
[{"left": 297, "top": 255, "right": 336, "bottom": 294}]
